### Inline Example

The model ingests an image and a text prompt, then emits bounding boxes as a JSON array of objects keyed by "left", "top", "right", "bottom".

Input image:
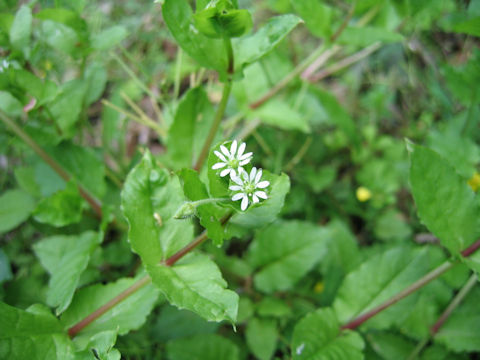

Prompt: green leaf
[
  {"left": 234, "top": 14, "right": 302, "bottom": 68},
  {"left": 193, "top": 7, "right": 252, "bottom": 39},
  {"left": 367, "top": 331, "right": 415, "bottom": 359},
  {"left": 74, "top": 330, "right": 121, "bottom": 360},
  {"left": 257, "top": 297, "right": 292, "bottom": 318},
  {"left": 0, "top": 302, "right": 75, "bottom": 360},
  {"left": 409, "top": 143, "right": 480, "bottom": 255},
  {"left": 229, "top": 172, "right": 290, "bottom": 228},
  {"left": 0, "top": 248, "right": 13, "bottom": 284},
  {"left": 166, "top": 334, "right": 240, "bottom": 360},
  {"left": 312, "top": 87, "right": 359, "bottom": 147},
  {"left": 84, "top": 62, "right": 107, "bottom": 106},
  {"left": 121, "top": 151, "right": 194, "bottom": 264},
  {"left": 245, "top": 318, "right": 277, "bottom": 360},
  {"left": 9, "top": 5, "right": 32, "bottom": 52},
  {"left": 39, "top": 20, "right": 79, "bottom": 56},
  {"left": 92, "top": 25, "right": 128, "bottom": 50},
  {"left": 33, "top": 180, "right": 85, "bottom": 227},
  {"left": 168, "top": 87, "right": 215, "bottom": 169},
  {"left": 179, "top": 168, "right": 227, "bottom": 246},
  {"left": 0, "top": 189, "right": 35, "bottom": 234},
  {"left": 248, "top": 220, "right": 329, "bottom": 293},
  {"left": 33, "top": 231, "right": 101, "bottom": 315},
  {"left": 338, "top": 26, "right": 404, "bottom": 47},
  {"left": 333, "top": 246, "right": 440, "bottom": 328},
  {"left": 46, "top": 142, "right": 106, "bottom": 199},
  {"left": 14, "top": 69, "right": 58, "bottom": 106},
  {"left": 147, "top": 252, "right": 238, "bottom": 323},
  {"left": 152, "top": 305, "right": 219, "bottom": 342},
  {"left": 35, "top": 8, "right": 87, "bottom": 34},
  {"left": 162, "top": 0, "right": 227, "bottom": 73},
  {"left": 436, "top": 287, "right": 480, "bottom": 352},
  {"left": 61, "top": 276, "right": 160, "bottom": 348},
  {"left": 251, "top": 99, "right": 311, "bottom": 133},
  {"left": 0, "top": 90, "right": 23, "bottom": 116},
  {"left": 291, "top": 308, "right": 364, "bottom": 359},
  {"left": 49, "top": 79, "right": 88, "bottom": 137},
  {"left": 291, "top": 0, "right": 333, "bottom": 38},
  {"left": 452, "top": 16, "right": 480, "bottom": 37}
]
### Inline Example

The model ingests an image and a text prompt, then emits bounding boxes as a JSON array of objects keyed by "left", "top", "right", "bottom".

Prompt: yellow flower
[
  {"left": 356, "top": 186, "right": 372, "bottom": 202},
  {"left": 468, "top": 172, "right": 480, "bottom": 192}
]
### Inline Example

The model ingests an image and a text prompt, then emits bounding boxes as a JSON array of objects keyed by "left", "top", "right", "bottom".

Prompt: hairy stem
[
  {"left": 0, "top": 112, "right": 103, "bottom": 218},
  {"left": 194, "top": 38, "right": 234, "bottom": 171},
  {"left": 342, "top": 239, "right": 480, "bottom": 330}
]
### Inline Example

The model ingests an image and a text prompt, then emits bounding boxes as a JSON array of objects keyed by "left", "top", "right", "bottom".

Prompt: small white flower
[
  {"left": 230, "top": 167, "right": 270, "bottom": 211},
  {"left": 211, "top": 140, "right": 253, "bottom": 179},
  {"left": 0, "top": 59, "right": 10, "bottom": 73}
]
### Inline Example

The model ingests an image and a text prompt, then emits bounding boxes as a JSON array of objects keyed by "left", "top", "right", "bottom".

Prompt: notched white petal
[
  {"left": 256, "top": 181, "right": 269, "bottom": 189},
  {"left": 237, "top": 142, "right": 246, "bottom": 156},
  {"left": 255, "top": 191, "right": 268, "bottom": 199},
  {"left": 241, "top": 196, "right": 249, "bottom": 211},
  {"left": 239, "top": 159, "right": 250, "bottom": 166},
  {"left": 232, "top": 176, "right": 244, "bottom": 186},
  {"left": 214, "top": 150, "right": 227, "bottom": 162},
  {"left": 212, "top": 162, "right": 226, "bottom": 170},
  {"left": 230, "top": 140, "right": 237, "bottom": 155},
  {"left": 229, "top": 185, "right": 242, "bottom": 191},
  {"left": 220, "top": 145, "right": 230, "bottom": 158},
  {"left": 232, "top": 193, "right": 244, "bottom": 201},
  {"left": 252, "top": 194, "right": 259, "bottom": 203},
  {"left": 255, "top": 169, "right": 262, "bottom": 184},
  {"left": 220, "top": 168, "right": 231, "bottom": 177},
  {"left": 250, "top": 167, "right": 257, "bottom": 182},
  {"left": 239, "top": 152, "right": 252, "bottom": 160}
]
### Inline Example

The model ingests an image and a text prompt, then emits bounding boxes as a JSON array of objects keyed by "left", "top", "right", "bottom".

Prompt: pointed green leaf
[
  {"left": 121, "top": 151, "right": 194, "bottom": 264},
  {"left": 168, "top": 87, "right": 215, "bottom": 169},
  {"left": 9, "top": 5, "right": 32, "bottom": 52},
  {"left": 162, "top": 0, "right": 227, "bottom": 73},
  {"left": 248, "top": 220, "right": 329, "bottom": 293},
  {"left": 291, "top": 1, "right": 333, "bottom": 38},
  {"left": 0, "top": 302, "right": 75, "bottom": 360},
  {"left": 33, "top": 231, "right": 101, "bottom": 315},
  {"left": 179, "top": 168, "right": 227, "bottom": 246},
  {"left": 252, "top": 99, "right": 311, "bottom": 133},
  {"left": 436, "top": 287, "right": 480, "bottom": 352},
  {"left": 233, "top": 14, "right": 302, "bottom": 68},
  {"left": 245, "top": 318, "right": 278, "bottom": 360},
  {"left": 409, "top": 143, "right": 480, "bottom": 255},
  {"left": 291, "top": 308, "right": 364, "bottom": 359},
  {"left": 333, "top": 246, "right": 440, "bottom": 327},
  {"left": 0, "top": 189, "right": 35, "bottom": 234},
  {"left": 61, "top": 276, "right": 160, "bottom": 348},
  {"left": 166, "top": 334, "right": 240, "bottom": 360},
  {"left": 33, "top": 180, "right": 85, "bottom": 227},
  {"left": 91, "top": 25, "right": 127, "bottom": 50},
  {"left": 147, "top": 253, "right": 238, "bottom": 323},
  {"left": 0, "top": 91, "right": 23, "bottom": 116}
]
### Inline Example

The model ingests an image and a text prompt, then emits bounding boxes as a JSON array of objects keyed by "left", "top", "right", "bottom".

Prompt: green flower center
[
  {"left": 228, "top": 158, "right": 239, "bottom": 169},
  {"left": 244, "top": 182, "right": 255, "bottom": 195}
]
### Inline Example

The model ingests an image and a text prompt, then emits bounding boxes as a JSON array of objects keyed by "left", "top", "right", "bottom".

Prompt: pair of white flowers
[{"left": 212, "top": 140, "right": 269, "bottom": 211}]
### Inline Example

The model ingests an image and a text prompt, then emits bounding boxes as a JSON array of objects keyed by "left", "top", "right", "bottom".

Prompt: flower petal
[
  {"left": 255, "top": 191, "right": 268, "bottom": 199},
  {"left": 241, "top": 169, "right": 249, "bottom": 182},
  {"left": 230, "top": 140, "right": 237, "bottom": 156},
  {"left": 240, "top": 152, "right": 253, "bottom": 160},
  {"left": 255, "top": 168, "right": 263, "bottom": 184},
  {"left": 239, "top": 159, "right": 251, "bottom": 166},
  {"left": 229, "top": 169, "right": 237, "bottom": 179},
  {"left": 252, "top": 194, "right": 259, "bottom": 203},
  {"left": 229, "top": 185, "right": 242, "bottom": 191},
  {"left": 256, "top": 181, "right": 270, "bottom": 189},
  {"left": 212, "top": 162, "right": 226, "bottom": 170},
  {"left": 250, "top": 167, "right": 257, "bottom": 182},
  {"left": 220, "top": 168, "right": 231, "bottom": 177},
  {"left": 220, "top": 145, "right": 230, "bottom": 158},
  {"left": 214, "top": 150, "right": 227, "bottom": 162},
  {"left": 232, "top": 193, "right": 244, "bottom": 201},
  {"left": 232, "top": 176, "right": 244, "bottom": 186},
  {"left": 241, "top": 196, "right": 249, "bottom": 211},
  {"left": 237, "top": 142, "right": 246, "bottom": 157}
]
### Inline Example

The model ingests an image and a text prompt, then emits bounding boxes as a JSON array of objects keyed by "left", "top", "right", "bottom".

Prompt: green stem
[
  {"left": 0, "top": 112, "right": 103, "bottom": 218},
  {"left": 194, "top": 37, "right": 234, "bottom": 171},
  {"left": 407, "top": 273, "right": 478, "bottom": 360},
  {"left": 342, "top": 238, "right": 480, "bottom": 331}
]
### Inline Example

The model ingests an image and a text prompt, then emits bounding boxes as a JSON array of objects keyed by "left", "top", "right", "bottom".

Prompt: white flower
[
  {"left": 230, "top": 167, "right": 269, "bottom": 211},
  {"left": 0, "top": 59, "right": 10, "bottom": 73},
  {"left": 211, "top": 140, "right": 253, "bottom": 179}
]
